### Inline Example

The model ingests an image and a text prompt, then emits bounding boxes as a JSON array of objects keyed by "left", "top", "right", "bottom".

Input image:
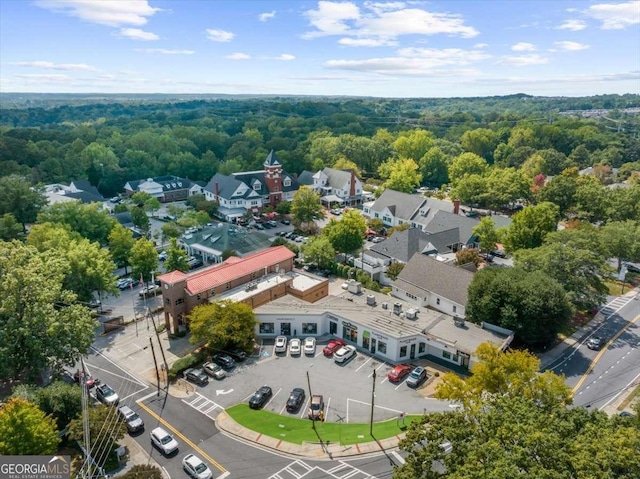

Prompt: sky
[{"left": 1, "top": 0, "right": 639, "bottom": 98}]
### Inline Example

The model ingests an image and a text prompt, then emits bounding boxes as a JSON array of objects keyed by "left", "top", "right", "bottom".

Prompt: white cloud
[
  {"left": 338, "top": 37, "right": 397, "bottom": 46},
  {"left": 11, "top": 60, "right": 97, "bottom": 71},
  {"left": 556, "top": 19, "right": 587, "bottom": 30},
  {"left": 34, "top": 0, "right": 160, "bottom": 27},
  {"left": 258, "top": 10, "right": 276, "bottom": 21},
  {"left": 554, "top": 41, "right": 590, "bottom": 51},
  {"left": 226, "top": 52, "right": 251, "bottom": 60},
  {"left": 14, "top": 73, "right": 72, "bottom": 82},
  {"left": 473, "top": 43, "right": 489, "bottom": 49},
  {"left": 303, "top": 1, "right": 478, "bottom": 43},
  {"left": 511, "top": 42, "right": 536, "bottom": 51},
  {"left": 586, "top": 1, "right": 640, "bottom": 29},
  {"left": 135, "top": 48, "right": 195, "bottom": 55},
  {"left": 118, "top": 28, "right": 159, "bottom": 41},
  {"left": 324, "top": 47, "right": 490, "bottom": 75},
  {"left": 205, "top": 29, "right": 235, "bottom": 42},
  {"left": 498, "top": 54, "right": 549, "bottom": 66},
  {"left": 268, "top": 54, "right": 296, "bottom": 61}
]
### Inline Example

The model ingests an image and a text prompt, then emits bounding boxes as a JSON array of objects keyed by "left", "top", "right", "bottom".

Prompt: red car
[
  {"left": 323, "top": 339, "right": 345, "bottom": 357},
  {"left": 387, "top": 364, "right": 412, "bottom": 383}
]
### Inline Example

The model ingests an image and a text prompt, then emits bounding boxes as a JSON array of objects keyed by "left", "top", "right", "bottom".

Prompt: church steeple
[{"left": 263, "top": 150, "right": 282, "bottom": 206}]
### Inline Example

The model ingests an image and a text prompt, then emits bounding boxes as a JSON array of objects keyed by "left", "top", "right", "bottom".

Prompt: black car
[
  {"left": 491, "top": 249, "right": 506, "bottom": 258},
  {"left": 281, "top": 219, "right": 291, "bottom": 225},
  {"left": 249, "top": 386, "right": 273, "bottom": 409},
  {"left": 316, "top": 270, "right": 330, "bottom": 278},
  {"left": 225, "top": 347, "right": 248, "bottom": 362},
  {"left": 183, "top": 368, "right": 209, "bottom": 386},
  {"left": 212, "top": 353, "right": 236, "bottom": 370},
  {"left": 285, "top": 388, "right": 306, "bottom": 413},
  {"left": 254, "top": 223, "right": 265, "bottom": 230}
]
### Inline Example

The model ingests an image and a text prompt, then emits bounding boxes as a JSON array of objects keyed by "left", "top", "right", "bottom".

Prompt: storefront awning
[{"left": 321, "top": 195, "right": 345, "bottom": 204}]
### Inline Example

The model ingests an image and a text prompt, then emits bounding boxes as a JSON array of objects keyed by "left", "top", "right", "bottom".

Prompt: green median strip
[{"left": 226, "top": 403, "right": 421, "bottom": 445}]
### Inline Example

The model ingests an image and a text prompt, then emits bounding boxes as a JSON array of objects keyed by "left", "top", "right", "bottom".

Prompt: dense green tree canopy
[
  {"left": 466, "top": 267, "right": 573, "bottom": 348},
  {"left": 323, "top": 209, "right": 367, "bottom": 255},
  {"left": 0, "top": 398, "right": 60, "bottom": 455},
  {"left": 37, "top": 201, "right": 116, "bottom": 244},
  {"left": 12, "top": 381, "right": 82, "bottom": 431},
  {"left": 164, "top": 237, "right": 189, "bottom": 272},
  {"left": 0, "top": 175, "right": 47, "bottom": 232},
  {"left": 502, "top": 202, "right": 560, "bottom": 253},
  {"left": 291, "top": 186, "right": 324, "bottom": 231},
  {"left": 189, "top": 300, "right": 257, "bottom": 351},
  {"left": 0, "top": 242, "right": 97, "bottom": 380},
  {"left": 377, "top": 157, "right": 422, "bottom": 193},
  {"left": 301, "top": 236, "right": 335, "bottom": 269}
]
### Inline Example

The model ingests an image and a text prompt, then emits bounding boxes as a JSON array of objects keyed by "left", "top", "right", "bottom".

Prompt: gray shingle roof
[
  {"left": 322, "top": 167, "right": 352, "bottom": 187},
  {"left": 394, "top": 253, "right": 474, "bottom": 306},
  {"left": 369, "top": 189, "right": 424, "bottom": 221},
  {"left": 297, "top": 170, "right": 314, "bottom": 186},
  {"left": 425, "top": 210, "right": 480, "bottom": 245},
  {"left": 370, "top": 227, "right": 433, "bottom": 263},
  {"left": 126, "top": 175, "right": 193, "bottom": 192},
  {"left": 206, "top": 173, "right": 247, "bottom": 199}
]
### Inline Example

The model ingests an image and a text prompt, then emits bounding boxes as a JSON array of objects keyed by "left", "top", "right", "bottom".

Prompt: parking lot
[{"left": 181, "top": 337, "right": 451, "bottom": 424}]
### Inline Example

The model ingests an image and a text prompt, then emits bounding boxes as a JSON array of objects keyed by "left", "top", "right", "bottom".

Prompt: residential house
[
  {"left": 203, "top": 150, "right": 299, "bottom": 222},
  {"left": 44, "top": 180, "right": 104, "bottom": 205},
  {"left": 297, "top": 167, "right": 362, "bottom": 207},
  {"left": 124, "top": 175, "right": 198, "bottom": 202},
  {"left": 392, "top": 253, "right": 474, "bottom": 318},
  {"left": 362, "top": 189, "right": 458, "bottom": 231}
]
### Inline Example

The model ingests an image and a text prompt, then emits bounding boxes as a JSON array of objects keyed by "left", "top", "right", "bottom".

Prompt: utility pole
[
  {"left": 151, "top": 309, "right": 169, "bottom": 389},
  {"left": 370, "top": 368, "right": 376, "bottom": 436},
  {"left": 149, "top": 337, "right": 161, "bottom": 397},
  {"left": 306, "top": 370, "right": 316, "bottom": 431},
  {"left": 79, "top": 358, "right": 92, "bottom": 479}
]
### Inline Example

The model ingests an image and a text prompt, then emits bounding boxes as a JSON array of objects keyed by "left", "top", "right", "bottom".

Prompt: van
[
  {"left": 307, "top": 394, "right": 324, "bottom": 420},
  {"left": 118, "top": 405, "right": 144, "bottom": 433}
]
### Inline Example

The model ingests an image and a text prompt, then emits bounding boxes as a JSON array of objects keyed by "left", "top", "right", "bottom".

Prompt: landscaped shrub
[{"left": 168, "top": 351, "right": 205, "bottom": 380}]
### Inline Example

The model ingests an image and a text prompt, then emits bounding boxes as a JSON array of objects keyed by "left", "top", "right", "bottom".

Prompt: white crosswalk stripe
[
  {"left": 182, "top": 392, "right": 224, "bottom": 419},
  {"left": 268, "top": 460, "right": 377, "bottom": 479}
]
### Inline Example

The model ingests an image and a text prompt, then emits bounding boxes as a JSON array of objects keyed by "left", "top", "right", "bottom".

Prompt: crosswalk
[
  {"left": 598, "top": 295, "right": 633, "bottom": 317},
  {"left": 182, "top": 392, "right": 224, "bottom": 420},
  {"left": 268, "top": 460, "right": 378, "bottom": 479}
]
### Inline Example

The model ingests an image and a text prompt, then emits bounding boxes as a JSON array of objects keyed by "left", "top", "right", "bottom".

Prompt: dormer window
[
  {"left": 253, "top": 182, "right": 261, "bottom": 190},
  {"left": 283, "top": 178, "right": 291, "bottom": 187}
]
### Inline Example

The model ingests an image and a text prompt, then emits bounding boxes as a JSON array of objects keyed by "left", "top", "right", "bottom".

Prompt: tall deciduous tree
[
  {"left": 12, "top": 381, "right": 82, "bottom": 432},
  {"left": 448, "top": 152, "right": 489, "bottom": 187},
  {"left": 189, "top": 300, "right": 257, "bottom": 351},
  {"left": 130, "top": 205, "right": 150, "bottom": 232},
  {"left": 419, "top": 147, "right": 449, "bottom": 187},
  {"left": 378, "top": 157, "right": 422, "bottom": 193},
  {"left": 323, "top": 209, "right": 366, "bottom": 255},
  {"left": 108, "top": 223, "right": 135, "bottom": 274},
  {"left": 502, "top": 201, "right": 559, "bottom": 253},
  {"left": 0, "top": 213, "right": 23, "bottom": 241},
  {"left": 291, "top": 186, "right": 324, "bottom": 232},
  {"left": 0, "top": 242, "right": 96, "bottom": 380},
  {"left": 536, "top": 173, "right": 578, "bottom": 217},
  {"left": 164, "top": 237, "right": 189, "bottom": 272},
  {"left": 466, "top": 267, "right": 572, "bottom": 348},
  {"left": 473, "top": 217, "right": 499, "bottom": 252},
  {"left": 28, "top": 223, "right": 118, "bottom": 302},
  {"left": 129, "top": 238, "right": 159, "bottom": 284},
  {"left": 301, "top": 236, "right": 335, "bottom": 269},
  {"left": 393, "top": 129, "right": 434, "bottom": 161},
  {"left": 460, "top": 128, "right": 499, "bottom": 162},
  {"left": 0, "top": 398, "right": 60, "bottom": 455},
  {"left": 600, "top": 220, "right": 640, "bottom": 272},
  {"left": 395, "top": 345, "right": 639, "bottom": 479},
  {"left": 515, "top": 233, "right": 610, "bottom": 310},
  {"left": 0, "top": 175, "right": 48, "bottom": 232},
  {"left": 37, "top": 201, "right": 116, "bottom": 245}
]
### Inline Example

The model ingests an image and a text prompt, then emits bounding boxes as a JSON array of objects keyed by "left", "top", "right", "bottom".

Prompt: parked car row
[
  {"left": 181, "top": 347, "right": 250, "bottom": 386},
  {"left": 248, "top": 384, "right": 325, "bottom": 422}
]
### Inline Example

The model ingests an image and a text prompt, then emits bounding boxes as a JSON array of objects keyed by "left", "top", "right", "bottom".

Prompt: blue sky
[{"left": 1, "top": 0, "right": 639, "bottom": 97}]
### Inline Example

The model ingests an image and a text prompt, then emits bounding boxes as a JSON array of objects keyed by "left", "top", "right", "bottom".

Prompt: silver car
[{"left": 182, "top": 454, "right": 212, "bottom": 479}]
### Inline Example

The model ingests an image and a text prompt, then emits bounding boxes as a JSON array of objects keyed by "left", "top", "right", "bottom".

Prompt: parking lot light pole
[
  {"left": 306, "top": 369, "right": 316, "bottom": 431},
  {"left": 370, "top": 368, "right": 376, "bottom": 436}
]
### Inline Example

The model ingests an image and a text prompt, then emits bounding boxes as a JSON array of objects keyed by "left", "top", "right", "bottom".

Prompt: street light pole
[{"left": 369, "top": 368, "right": 376, "bottom": 436}]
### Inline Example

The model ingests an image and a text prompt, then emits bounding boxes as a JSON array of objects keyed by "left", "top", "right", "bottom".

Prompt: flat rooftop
[
  {"left": 214, "top": 272, "right": 293, "bottom": 303},
  {"left": 255, "top": 288, "right": 510, "bottom": 354}
]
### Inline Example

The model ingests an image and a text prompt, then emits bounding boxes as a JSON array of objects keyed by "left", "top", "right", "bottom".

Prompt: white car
[
  {"left": 303, "top": 337, "right": 316, "bottom": 355},
  {"left": 334, "top": 345, "right": 357, "bottom": 364},
  {"left": 182, "top": 454, "right": 212, "bottom": 479},
  {"left": 274, "top": 336, "right": 287, "bottom": 354},
  {"left": 289, "top": 338, "right": 302, "bottom": 355},
  {"left": 150, "top": 427, "right": 179, "bottom": 455}
]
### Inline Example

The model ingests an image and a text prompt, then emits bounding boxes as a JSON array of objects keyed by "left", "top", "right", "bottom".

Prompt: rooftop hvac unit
[
  {"left": 366, "top": 294, "right": 376, "bottom": 306},
  {"left": 382, "top": 302, "right": 388, "bottom": 309},
  {"left": 393, "top": 302, "right": 402, "bottom": 315},
  {"left": 405, "top": 308, "right": 417, "bottom": 320}
]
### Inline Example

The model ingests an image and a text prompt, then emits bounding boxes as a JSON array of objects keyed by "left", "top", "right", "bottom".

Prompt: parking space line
[
  {"left": 279, "top": 402, "right": 287, "bottom": 415},
  {"left": 394, "top": 382, "right": 405, "bottom": 391},
  {"left": 380, "top": 376, "right": 389, "bottom": 384},
  {"left": 368, "top": 361, "right": 388, "bottom": 378},
  {"left": 326, "top": 396, "right": 332, "bottom": 418},
  {"left": 347, "top": 398, "right": 403, "bottom": 414},
  {"left": 391, "top": 451, "right": 405, "bottom": 464},
  {"left": 299, "top": 398, "right": 310, "bottom": 419},
  {"left": 265, "top": 387, "right": 282, "bottom": 409},
  {"left": 355, "top": 357, "right": 373, "bottom": 372}
]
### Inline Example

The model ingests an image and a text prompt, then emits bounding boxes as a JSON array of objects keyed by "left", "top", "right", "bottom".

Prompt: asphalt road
[{"left": 544, "top": 294, "right": 640, "bottom": 410}]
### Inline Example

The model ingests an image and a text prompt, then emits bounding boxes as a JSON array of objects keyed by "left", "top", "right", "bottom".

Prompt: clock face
[{"left": 164, "top": 284, "right": 169, "bottom": 289}]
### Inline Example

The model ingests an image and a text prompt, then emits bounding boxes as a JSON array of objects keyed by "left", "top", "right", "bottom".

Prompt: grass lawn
[
  {"left": 226, "top": 404, "right": 421, "bottom": 445},
  {"left": 604, "top": 278, "right": 634, "bottom": 296}
]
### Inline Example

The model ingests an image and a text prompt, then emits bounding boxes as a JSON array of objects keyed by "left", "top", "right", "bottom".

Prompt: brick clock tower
[{"left": 264, "top": 150, "right": 283, "bottom": 207}]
